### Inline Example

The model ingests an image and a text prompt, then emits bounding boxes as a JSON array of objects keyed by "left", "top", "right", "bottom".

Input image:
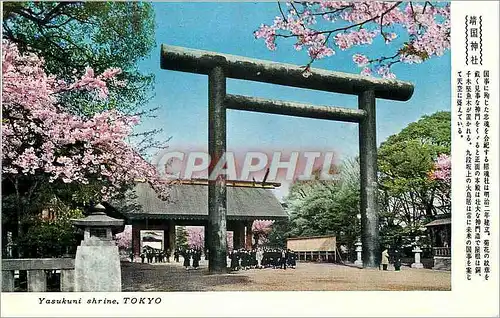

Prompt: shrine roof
[
  {"left": 425, "top": 217, "right": 451, "bottom": 227},
  {"left": 111, "top": 182, "right": 288, "bottom": 221}
]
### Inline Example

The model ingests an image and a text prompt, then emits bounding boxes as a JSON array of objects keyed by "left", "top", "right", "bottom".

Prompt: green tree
[
  {"left": 378, "top": 111, "right": 451, "bottom": 248},
  {"left": 283, "top": 160, "right": 361, "bottom": 250},
  {"left": 175, "top": 226, "right": 189, "bottom": 251},
  {"left": 3, "top": 2, "right": 156, "bottom": 117},
  {"left": 14, "top": 200, "right": 84, "bottom": 258},
  {"left": 266, "top": 218, "right": 292, "bottom": 249}
]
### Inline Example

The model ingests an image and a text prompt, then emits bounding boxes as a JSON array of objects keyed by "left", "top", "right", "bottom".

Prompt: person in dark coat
[
  {"left": 268, "top": 251, "right": 275, "bottom": 269},
  {"left": 174, "top": 249, "right": 180, "bottom": 262},
  {"left": 183, "top": 249, "right": 191, "bottom": 270},
  {"left": 193, "top": 250, "right": 201, "bottom": 269},
  {"left": 230, "top": 250, "right": 240, "bottom": 271},
  {"left": 262, "top": 250, "right": 268, "bottom": 267},
  {"left": 242, "top": 250, "right": 249, "bottom": 270},
  {"left": 288, "top": 250, "right": 297, "bottom": 269},
  {"left": 393, "top": 248, "right": 402, "bottom": 271},
  {"left": 251, "top": 249, "right": 257, "bottom": 268},
  {"left": 273, "top": 250, "right": 280, "bottom": 269},
  {"left": 281, "top": 249, "right": 288, "bottom": 270},
  {"left": 165, "top": 249, "right": 171, "bottom": 263}
]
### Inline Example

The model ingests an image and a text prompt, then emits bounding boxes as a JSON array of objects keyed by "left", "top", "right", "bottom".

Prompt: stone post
[
  {"left": 2, "top": 270, "right": 15, "bottom": 292},
  {"left": 411, "top": 246, "right": 424, "bottom": 269},
  {"left": 208, "top": 64, "right": 228, "bottom": 273},
  {"left": 168, "top": 220, "right": 176, "bottom": 252},
  {"left": 27, "top": 270, "right": 46, "bottom": 292},
  {"left": 245, "top": 221, "right": 253, "bottom": 250},
  {"left": 60, "top": 269, "right": 75, "bottom": 292},
  {"left": 358, "top": 90, "right": 379, "bottom": 268},
  {"left": 354, "top": 241, "right": 363, "bottom": 266}
]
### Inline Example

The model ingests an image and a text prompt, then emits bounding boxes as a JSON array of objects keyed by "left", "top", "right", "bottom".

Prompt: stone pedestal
[
  {"left": 72, "top": 204, "right": 124, "bottom": 292},
  {"left": 75, "top": 239, "right": 121, "bottom": 291},
  {"left": 354, "top": 241, "right": 363, "bottom": 266},
  {"left": 411, "top": 246, "right": 424, "bottom": 269}
]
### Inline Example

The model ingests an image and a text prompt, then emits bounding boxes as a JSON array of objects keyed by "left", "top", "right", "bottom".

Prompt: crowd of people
[
  {"left": 179, "top": 248, "right": 204, "bottom": 270},
  {"left": 137, "top": 246, "right": 298, "bottom": 271},
  {"left": 229, "top": 248, "right": 297, "bottom": 271},
  {"left": 139, "top": 246, "right": 171, "bottom": 263}
]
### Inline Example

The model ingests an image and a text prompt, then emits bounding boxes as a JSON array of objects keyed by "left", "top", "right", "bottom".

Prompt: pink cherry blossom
[
  {"left": 187, "top": 226, "right": 205, "bottom": 249},
  {"left": 353, "top": 54, "right": 369, "bottom": 67},
  {"left": 252, "top": 220, "right": 273, "bottom": 246},
  {"left": 377, "top": 66, "right": 396, "bottom": 79},
  {"left": 116, "top": 225, "right": 133, "bottom": 250},
  {"left": 2, "top": 40, "right": 169, "bottom": 202},
  {"left": 360, "top": 67, "right": 372, "bottom": 76},
  {"left": 185, "top": 226, "right": 235, "bottom": 251},
  {"left": 430, "top": 154, "right": 451, "bottom": 183},
  {"left": 255, "top": 1, "right": 450, "bottom": 78}
]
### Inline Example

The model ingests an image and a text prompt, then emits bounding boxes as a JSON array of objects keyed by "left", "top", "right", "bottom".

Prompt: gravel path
[{"left": 122, "top": 259, "right": 451, "bottom": 292}]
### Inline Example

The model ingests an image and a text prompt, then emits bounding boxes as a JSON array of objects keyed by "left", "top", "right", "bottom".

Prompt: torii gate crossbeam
[{"left": 160, "top": 44, "right": 414, "bottom": 273}]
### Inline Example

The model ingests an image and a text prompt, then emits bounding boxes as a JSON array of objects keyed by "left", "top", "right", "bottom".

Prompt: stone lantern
[
  {"left": 354, "top": 213, "right": 363, "bottom": 266},
  {"left": 72, "top": 203, "right": 124, "bottom": 292},
  {"left": 354, "top": 240, "right": 363, "bottom": 267},
  {"left": 411, "top": 236, "right": 424, "bottom": 269}
]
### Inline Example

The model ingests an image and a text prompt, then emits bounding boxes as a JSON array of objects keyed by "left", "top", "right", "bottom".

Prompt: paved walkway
[{"left": 121, "top": 258, "right": 451, "bottom": 292}]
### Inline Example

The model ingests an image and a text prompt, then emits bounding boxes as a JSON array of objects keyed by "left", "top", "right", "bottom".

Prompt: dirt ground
[{"left": 121, "top": 258, "right": 451, "bottom": 292}]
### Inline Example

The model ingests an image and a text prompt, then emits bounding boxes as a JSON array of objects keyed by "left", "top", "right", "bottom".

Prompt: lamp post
[
  {"left": 72, "top": 203, "right": 124, "bottom": 292},
  {"left": 411, "top": 236, "right": 424, "bottom": 269}
]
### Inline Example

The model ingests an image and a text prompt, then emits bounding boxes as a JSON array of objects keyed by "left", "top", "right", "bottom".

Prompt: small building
[
  {"left": 425, "top": 214, "right": 451, "bottom": 270},
  {"left": 287, "top": 235, "right": 337, "bottom": 262}
]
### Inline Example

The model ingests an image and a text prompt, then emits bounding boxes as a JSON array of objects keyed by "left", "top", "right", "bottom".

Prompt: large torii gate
[{"left": 160, "top": 44, "right": 414, "bottom": 273}]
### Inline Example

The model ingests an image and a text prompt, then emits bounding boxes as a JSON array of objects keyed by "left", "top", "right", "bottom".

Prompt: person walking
[
  {"left": 192, "top": 249, "right": 201, "bottom": 270},
  {"left": 183, "top": 249, "right": 191, "bottom": 270},
  {"left": 288, "top": 249, "right": 297, "bottom": 269},
  {"left": 393, "top": 248, "right": 401, "bottom": 271},
  {"left": 381, "top": 249, "right": 390, "bottom": 271}
]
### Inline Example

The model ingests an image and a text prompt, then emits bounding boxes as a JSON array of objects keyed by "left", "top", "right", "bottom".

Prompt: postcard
[{"left": 1, "top": 1, "right": 498, "bottom": 317}]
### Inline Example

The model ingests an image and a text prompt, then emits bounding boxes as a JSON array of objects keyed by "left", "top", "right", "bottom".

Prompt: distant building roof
[
  {"left": 113, "top": 182, "right": 288, "bottom": 221},
  {"left": 425, "top": 217, "right": 451, "bottom": 227}
]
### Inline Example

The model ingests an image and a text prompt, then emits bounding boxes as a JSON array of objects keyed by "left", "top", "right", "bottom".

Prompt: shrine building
[{"left": 109, "top": 180, "right": 288, "bottom": 256}]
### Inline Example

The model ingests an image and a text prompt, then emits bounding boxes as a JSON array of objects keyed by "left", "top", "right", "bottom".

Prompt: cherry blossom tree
[
  {"left": 255, "top": 1, "right": 450, "bottom": 78},
  {"left": 2, "top": 40, "right": 169, "bottom": 254},
  {"left": 429, "top": 153, "right": 451, "bottom": 211},
  {"left": 430, "top": 154, "right": 451, "bottom": 183},
  {"left": 2, "top": 40, "right": 168, "bottom": 200},
  {"left": 116, "top": 225, "right": 133, "bottom": 250},
  {"left": 252, "top": 220, "right": 274, "bottom": 247},
  {"left": 185, "top": 227, "right": 235, "bottom": 251},
  {"left": 187, "top": 226, "right": 204, "bottom": 249}
]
